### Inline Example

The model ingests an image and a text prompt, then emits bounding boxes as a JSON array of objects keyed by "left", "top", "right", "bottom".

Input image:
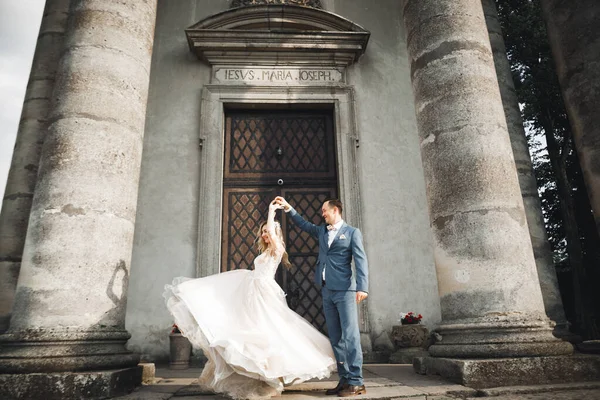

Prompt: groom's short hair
[{"left": 324, "top": 199, "right": 343, "bottom": 215}]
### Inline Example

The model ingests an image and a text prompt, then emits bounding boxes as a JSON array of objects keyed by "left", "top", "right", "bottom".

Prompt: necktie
[{"left": 327, "top": 225, "right": 336, "bottom": 231}]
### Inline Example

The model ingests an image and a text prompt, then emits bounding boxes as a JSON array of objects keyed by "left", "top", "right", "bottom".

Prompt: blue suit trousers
[{"left": 322, "top": 286, "right": 363, "bottom": 386}]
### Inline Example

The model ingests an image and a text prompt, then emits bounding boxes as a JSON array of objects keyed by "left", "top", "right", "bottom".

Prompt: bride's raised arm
[{"left": 266, "top": 200, "right": 285, "bottom": 256}]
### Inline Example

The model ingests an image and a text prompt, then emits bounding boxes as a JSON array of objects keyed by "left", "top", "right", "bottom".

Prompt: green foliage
[
  {"left": 496, "top": 0, "right": 600, "bottom": 338},
  {"left": 496, "top": 0, "right": 575, "bottom": 263},
  {"left": 499, "top": 0, "right": 565, "bottom": 252}
]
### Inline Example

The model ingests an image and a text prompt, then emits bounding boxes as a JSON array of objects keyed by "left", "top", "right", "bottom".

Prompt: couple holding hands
[{"left": 164, "top": 196, "right": 369, "bottom": 399}]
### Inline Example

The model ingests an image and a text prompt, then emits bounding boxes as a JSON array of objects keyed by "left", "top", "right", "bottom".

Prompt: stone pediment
[{"left": 185, "top": 5, "right": 370, "bottom": 66}]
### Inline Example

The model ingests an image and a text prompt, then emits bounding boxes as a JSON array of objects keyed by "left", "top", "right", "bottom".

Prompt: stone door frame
[{"left": 195, "top": 84, "right": 368, "bottom": 332}]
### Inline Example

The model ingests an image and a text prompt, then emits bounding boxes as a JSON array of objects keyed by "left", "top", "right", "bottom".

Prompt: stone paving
[{"left": 116, "top": 364, "right": 600, "bottom": 400}]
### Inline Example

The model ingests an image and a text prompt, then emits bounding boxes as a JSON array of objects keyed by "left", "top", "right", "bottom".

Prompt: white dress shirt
[{"left": 327, "top": 219, "right": 344, "bottom": 247}]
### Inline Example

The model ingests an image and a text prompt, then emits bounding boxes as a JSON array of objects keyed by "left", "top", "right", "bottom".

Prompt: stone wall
[
  {"left": 125, "top": 0, "right": 441, "bottom": 361},
  {"left": 325, "top": 0, "right": 441, "bottom": 348},
  {"left": 124, "top": 0, "right": 218, "bottom": 361}
]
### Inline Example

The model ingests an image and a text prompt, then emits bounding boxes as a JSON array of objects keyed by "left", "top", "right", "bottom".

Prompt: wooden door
[{"left": 222, "top": 110, "right": 337, "bottom": 332}]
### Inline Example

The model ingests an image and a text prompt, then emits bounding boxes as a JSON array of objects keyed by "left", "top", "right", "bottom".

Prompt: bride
[{"left": 164, "top": 199, "right": 336, "bottom": 399}]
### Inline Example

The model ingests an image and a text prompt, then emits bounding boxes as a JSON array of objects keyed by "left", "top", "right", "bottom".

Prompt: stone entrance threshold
[{"left": 116, "top": 364, "right": 600, "bottom": 400}]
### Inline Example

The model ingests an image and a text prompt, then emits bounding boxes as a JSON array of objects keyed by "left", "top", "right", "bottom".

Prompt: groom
[{"left": 275, "top": 197, "right": 368, "bottom": 397}]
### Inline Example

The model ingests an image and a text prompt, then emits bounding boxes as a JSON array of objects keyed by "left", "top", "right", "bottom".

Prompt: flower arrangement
[
  {"left": 399, "top": 312, "right": 422, "bottom": 325},
  {"left": 171, "top": 324, "right": 181, "bottom": 334}
]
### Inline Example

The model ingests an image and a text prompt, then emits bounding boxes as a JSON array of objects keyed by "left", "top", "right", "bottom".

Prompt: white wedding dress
[{"left": 164, "top": 245, "right": 336, "bottom": 399}]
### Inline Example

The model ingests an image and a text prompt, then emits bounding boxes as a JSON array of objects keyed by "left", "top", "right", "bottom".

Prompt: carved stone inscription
[{"left": 214, "top": 67, "right": 344, "bottom": 85}]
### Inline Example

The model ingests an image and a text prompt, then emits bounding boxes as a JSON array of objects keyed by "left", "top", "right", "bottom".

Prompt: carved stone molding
[
  {"left": 186, "top": 5, "right": 370, "bottom": 66},
  {"left": 231, "top": 0, "right": 323, "bottom": 8}
]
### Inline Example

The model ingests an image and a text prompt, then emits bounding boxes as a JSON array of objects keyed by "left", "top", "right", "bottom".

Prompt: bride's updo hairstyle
[{"left": 255, "top": 220, "right": 292, "bottom": 269}]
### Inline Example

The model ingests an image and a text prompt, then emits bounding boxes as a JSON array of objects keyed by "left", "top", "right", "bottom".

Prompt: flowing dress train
[{"left": 164, "top": 248, "right": 336, "bottom": 399}]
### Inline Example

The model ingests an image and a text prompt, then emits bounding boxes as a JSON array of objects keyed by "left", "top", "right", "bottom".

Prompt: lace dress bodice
[
  {"left": 253, "top": 221, "right": 285, "bottom": 280},
  {"left": 253, "top": 252, "right": 282, "bottom": 280}
]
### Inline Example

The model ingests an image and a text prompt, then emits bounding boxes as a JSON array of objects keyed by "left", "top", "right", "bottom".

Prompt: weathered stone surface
[
  {"left": 391, "top": 324, "right": 429, "bottom": 348},
  {"left": 126, "top": 0, "right": 441, "bottom": 362},
  {"left": 478, "top": 381, "right": 600, "bottom": 397},
  {"left": 389, "top": 348, "right": 429, "bottom": 364},
  {"left": 113, "top": 392, "right": 172, "bottom": 400},
  {"left": 402, "top": 0, "right": 571, "bottom": 358},
  {"left": 373, "top": 330, "right": 395, "bottom": 352},
  {"left": 481, "top": 0, "right": 570, "bottom": 340},
  {"left": 122, "top": 364, "right": 487, "bottom": 399},
  {"left": 413, "top": 356, "right": 428, "bottom": 375},
  {"left": 0, "top": 3, "right": 157, "bottom": 394},
  {"left": 174, "top": 384, "right": 217, "bottom": 396},
  {"left": 0, "top": 366, "right": 142, "bottom": 400},
  {"left": 186, "top": 5, "right": 369, "bottom": 67},
  {"left": 0, "top": 0, "right": 70, "bottom": 334},
  {"left": 542, "top": 0, "right": 600, "bottom": 236},
  {"left": 467, "top": 389, "right": 600, "bottom": 400},
  {"left": 231, "top": 0, "right": 322, "bottom": 8},
  {"left": 415, "top": 355, "right": 600, "bottom": 389},
  {"left": 140, "top": 362, "right": 157, "bottom": 384},
  {"left": 0, "top": 261, "right": 20, "bottom": 331},
  {"left": 363, "top": 350, "right": 392, "bottom": 364},
  {"left": 0, "top": 329, "right": 140, "bottom": 373}
]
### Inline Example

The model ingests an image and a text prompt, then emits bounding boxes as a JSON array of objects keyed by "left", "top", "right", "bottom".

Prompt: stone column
[
  {"left": 0, "top": 0, "right": 157, "bottom": 398},
  {"left": 402, "top": 0, "right": 572, "bottom": 361},
  {"left": 541, "top": 0, "right": 600, "bottom": 236},
  {"left": 481, "top": 0, "right": 572, "bottom": 340},
  {"left": 0, "top": 0, "right": 69, "bottom": 334}
]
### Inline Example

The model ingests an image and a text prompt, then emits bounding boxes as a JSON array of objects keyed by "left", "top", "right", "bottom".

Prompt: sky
[{"left": 0, "top": 0, "right": 46, "bottom": 202}]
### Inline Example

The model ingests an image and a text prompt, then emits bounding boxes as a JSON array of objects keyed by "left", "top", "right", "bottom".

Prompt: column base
[
  {"left": 389, "top": 347, "right": 429, "bottom": 364},
  {"left": 429, "top": 316, "right": 574, "bottom": 358},
  {"left": 429, "top": 340, "right": 574, "bottom": 358},
  {"left": 0, "top": 366, "right": 143, "bottom": 400},
  {"left": 413, "top": 355, "right": 600, "bottom": 389},
  {"left": 0, "top": 328, "right": 140, "bottom": 373}
]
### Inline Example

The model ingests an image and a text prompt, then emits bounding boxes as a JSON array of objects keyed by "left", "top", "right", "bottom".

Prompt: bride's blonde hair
[{"left": 255, "top": 220, "right": 292, "bottom": 269}]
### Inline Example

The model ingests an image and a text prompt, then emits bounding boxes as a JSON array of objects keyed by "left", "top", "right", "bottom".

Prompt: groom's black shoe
[
  {"left": 325, "top": 381, "right": 348, "bottom": 395},
  {"left": 338, "top": 384, "right": 366, "bottom": 397}
]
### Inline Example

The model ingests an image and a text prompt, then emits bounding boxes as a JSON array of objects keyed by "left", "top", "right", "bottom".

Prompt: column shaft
[
  {"left": 541, "top": 0, "right": 600, "bottom": 236},
  {"left": 0, "top": 0, "right": 157, "bottom": 373},
  {"left": 402, "top": 0, "right": 571, "bottom": 357},
  {"left": 481, "top": 0, "right": 571, "bottom": 339},
  {"left": 0, "top": 0, "right": 70, "bottom": 333}
]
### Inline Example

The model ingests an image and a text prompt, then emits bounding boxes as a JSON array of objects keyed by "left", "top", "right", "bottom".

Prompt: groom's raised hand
[{"left": 274, "top": 196, "right": 291, "bottom": 212}]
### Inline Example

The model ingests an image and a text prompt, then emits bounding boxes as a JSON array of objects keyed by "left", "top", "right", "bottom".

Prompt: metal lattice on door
[
  {"left": 222, "top": 189, "right": 274, "bottom": 272},
  {"left": 224, "top": 114, "right": 335, "bottom": 179},
  {"left": 222, "top": 110, "right": 337, "bottom": 333}
]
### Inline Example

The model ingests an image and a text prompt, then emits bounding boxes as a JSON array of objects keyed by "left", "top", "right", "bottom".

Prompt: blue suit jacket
[{"left": 288, "top": 208, "right": 369, "bottom": 293}]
